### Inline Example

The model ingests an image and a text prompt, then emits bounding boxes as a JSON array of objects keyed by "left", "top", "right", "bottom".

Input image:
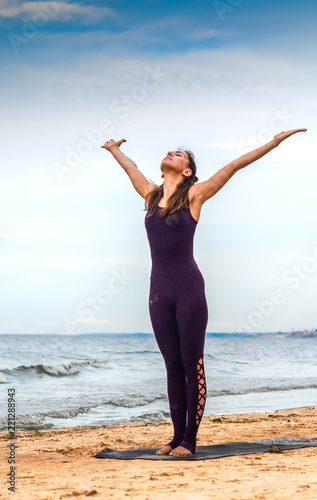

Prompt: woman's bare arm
[
  {"left": 101, "top": 139, "right": 156, "bottom": 199},
  {"left": 192, "top": 128, "right": 307, "bottom": 204}
]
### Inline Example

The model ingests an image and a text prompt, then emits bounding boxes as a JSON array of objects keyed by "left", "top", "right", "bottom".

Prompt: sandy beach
[{"left": 1, "top": 406, "right": 316, "bottom": 499}]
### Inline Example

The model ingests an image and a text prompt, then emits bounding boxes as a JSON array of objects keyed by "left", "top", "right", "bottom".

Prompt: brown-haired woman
[{"left": 102, "top": 128, "right": 306, "bottom": 456}]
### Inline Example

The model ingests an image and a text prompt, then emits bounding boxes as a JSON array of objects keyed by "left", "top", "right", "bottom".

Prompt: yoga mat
[{"left": 95, "top": 437, "right": 317, "bottom": 461}]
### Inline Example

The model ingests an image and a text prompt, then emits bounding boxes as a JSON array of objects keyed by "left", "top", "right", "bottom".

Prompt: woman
[{"left": 101, "top": 128, "right": 306, "bottom": 456}]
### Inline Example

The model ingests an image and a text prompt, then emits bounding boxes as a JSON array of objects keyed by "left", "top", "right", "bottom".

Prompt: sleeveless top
[{"left": 144, "top": 204, "right": 201, "bottom": 283}]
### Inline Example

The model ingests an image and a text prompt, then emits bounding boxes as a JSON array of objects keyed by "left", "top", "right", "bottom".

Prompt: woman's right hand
[{"left": 101, "top": 138, "right": 126, "bottom": 151}]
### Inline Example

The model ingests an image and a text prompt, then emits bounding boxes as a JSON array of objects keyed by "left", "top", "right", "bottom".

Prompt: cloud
[
  {"left": 0, "top": 1, "right": 115, "bottom": 22},
  {"left": 187, "top": 28, "right": 233, "bottom": 40}
]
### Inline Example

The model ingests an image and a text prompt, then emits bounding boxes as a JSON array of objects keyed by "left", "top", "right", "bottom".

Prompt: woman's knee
[
  {"left": 181, "top": 352, "right": 205, "bottom": 374},
  {"left": 164, "top": 356, "right": 185, "bottom": 376}
]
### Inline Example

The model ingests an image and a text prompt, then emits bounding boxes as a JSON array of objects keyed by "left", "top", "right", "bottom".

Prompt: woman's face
[{"left": 161, "top": 150, "right": 192, "bottom": 176}]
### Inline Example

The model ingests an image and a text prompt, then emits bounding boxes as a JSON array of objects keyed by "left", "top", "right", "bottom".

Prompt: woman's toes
[
  {"left": 169, "top": 446, "right": 192, "bottom": 456},
  {"left": 156, "top": 445, "right": 172, "bottom": 455}
]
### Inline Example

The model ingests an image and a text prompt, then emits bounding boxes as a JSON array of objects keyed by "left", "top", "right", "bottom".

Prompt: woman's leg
[
  {"left": 149, "top": 296, "right": 187, "bottom": 450},
  {"left": 173, "top": 286, "right": 208, "bottom": 454}
]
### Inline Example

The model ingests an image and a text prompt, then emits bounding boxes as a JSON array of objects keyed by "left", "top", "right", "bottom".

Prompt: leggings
[{"left": 149, "top": 273, "right": 208, "bottom": 454}]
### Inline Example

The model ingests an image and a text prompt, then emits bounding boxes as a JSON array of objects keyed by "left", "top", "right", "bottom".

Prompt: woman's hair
[{"left": 144, "top": 147, "right": 198, "bottom": 218}]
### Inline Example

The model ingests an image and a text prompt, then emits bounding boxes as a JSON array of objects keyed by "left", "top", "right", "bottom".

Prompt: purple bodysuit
[{"left": 145, "top": 203, "right": 208, "bottom": 454}]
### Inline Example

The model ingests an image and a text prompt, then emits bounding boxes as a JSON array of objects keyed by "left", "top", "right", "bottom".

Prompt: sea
[{"left": 0, "top": 334, "right": 316, "bottom": 431}]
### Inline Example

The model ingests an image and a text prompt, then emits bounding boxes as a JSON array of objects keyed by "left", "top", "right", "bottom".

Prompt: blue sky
[{"left": 0, "top": 0, "right": 316, "bottom": 334}]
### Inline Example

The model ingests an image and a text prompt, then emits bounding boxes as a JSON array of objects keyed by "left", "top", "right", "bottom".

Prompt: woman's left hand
[{"left": 274, "top": 128, "right": 307, "bottom": 145}]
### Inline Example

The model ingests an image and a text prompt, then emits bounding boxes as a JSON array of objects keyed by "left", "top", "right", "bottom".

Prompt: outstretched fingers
[
  {"left": 288, "top": 128, "right": 307, "bottom": 135},
  {"left": 101, "top": 138, "right": 127, "bottom": 150},
  {"left": 274, "top": 128, "right": 307, "bottom": 144}
]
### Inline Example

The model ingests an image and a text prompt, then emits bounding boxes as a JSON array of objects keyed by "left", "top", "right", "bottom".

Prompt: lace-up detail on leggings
[{"left": 196, "top": 358, "right": 206, "bottom": 426}]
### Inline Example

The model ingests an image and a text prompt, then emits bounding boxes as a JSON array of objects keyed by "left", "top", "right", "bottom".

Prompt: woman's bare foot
[
  {"left": 169, "top": 445, "right": 197, "bottom": 456},
  {"left": 155, "top": 445, "right": 173, "bottom": 455}
]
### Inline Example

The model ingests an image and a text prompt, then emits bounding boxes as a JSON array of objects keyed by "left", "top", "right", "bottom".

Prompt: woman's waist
[{"left": 150, "top": 261, "right": 203, "bottom": 281}]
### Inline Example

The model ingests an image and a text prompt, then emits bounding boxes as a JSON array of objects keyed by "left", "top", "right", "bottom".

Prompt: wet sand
[{"left": 0, "top": 406, "right": 316, "bottom": 499}]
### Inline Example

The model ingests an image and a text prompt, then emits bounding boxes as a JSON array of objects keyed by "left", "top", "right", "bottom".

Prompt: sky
[{"left": 0, "top": 0, "right": 316, "bottom": 334}]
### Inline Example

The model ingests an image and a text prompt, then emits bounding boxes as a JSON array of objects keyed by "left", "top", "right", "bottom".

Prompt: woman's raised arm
[
  {"left": 101, "top": 139, "right": 156, "bottom": 199},
  {"left": 192, "top": 128, "right": 307, "bottom": 204}
]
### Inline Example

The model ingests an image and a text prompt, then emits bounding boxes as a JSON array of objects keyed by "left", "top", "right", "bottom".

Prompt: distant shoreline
[{"left": 1, "top": 330, "right": 316, "bottom": 337}]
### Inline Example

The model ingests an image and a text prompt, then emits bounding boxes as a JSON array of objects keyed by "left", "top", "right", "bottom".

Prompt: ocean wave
[
  {"left": 0, "top": 392, "right": 170, "bottom": 431},
  {"left": 129, "top": 410, "right": 171, "bottom": 424},
  {"left": 108, "top": 393, "right": 167, "bottom": 408},
  {"left": 103, "top": 350, "right": 159, "bottom": 355},
  {"left": 0, "top": 384, "right": 316, "bottom": 431},
  {"left": 209, "top": 383, "right": 317, "bottom": 398},
  {"left": 0, "top": 405, "right": 95, "bottom": 431},
  {"left": 205, "top": 353, "right": 250, "bottom": 365},
  {"left": 1, "top": 359, "right": 109, "bottom": 378},
  {"left": 0, "top": 394, "right": 167, "bottom": 431}
]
